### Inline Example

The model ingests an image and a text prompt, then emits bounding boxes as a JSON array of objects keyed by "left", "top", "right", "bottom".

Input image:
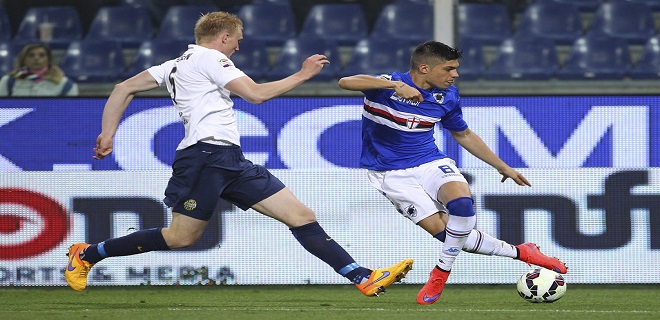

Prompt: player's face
[
  {"left": 426, "top": 59, "right": 459, "bottom": 89},
  {"left": 24, "top": 47, "right": 49, "bottom": 71},
  {"left": 224, "top": 29, "right": 243, "bottom": 58}
]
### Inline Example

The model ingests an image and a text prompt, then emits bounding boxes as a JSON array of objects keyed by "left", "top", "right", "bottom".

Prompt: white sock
[
  {"left": 463, "top": 230, "right": 517, "bottom": 258},
  {"left": 437, "top": 215, "right": 476, "bottom": 271}
]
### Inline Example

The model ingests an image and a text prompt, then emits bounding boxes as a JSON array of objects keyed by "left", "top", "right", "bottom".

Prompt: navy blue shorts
[{"left": 163, "top": 142, "right": 285, "bottom": 221}]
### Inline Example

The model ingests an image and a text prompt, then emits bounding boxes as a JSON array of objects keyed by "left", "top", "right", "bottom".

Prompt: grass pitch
[{"left": 1, "top": 284, "right": 658, "bottom": 320}]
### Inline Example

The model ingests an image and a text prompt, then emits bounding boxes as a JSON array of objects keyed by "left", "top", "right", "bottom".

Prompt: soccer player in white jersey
[
  {"left": 338, "top": 41, "right": 567, "bottom": 305},
  {"left": 65, "top": 11, "right": 412, "bottom": 296}
]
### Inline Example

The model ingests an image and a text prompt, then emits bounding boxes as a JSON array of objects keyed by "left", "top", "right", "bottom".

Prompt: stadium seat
[
  {"left": 299, "top": 4, "right": 368, "bottom": 46},
  {"left": 123, "top": 40, "right": 189, "bottom": 79},
  {"left": 120, "top": 0, "right": 149, "bottom": 7},
  {"left": 587, "top": 1, "right": 656, "bottom": 44},
  {"left": 457, "top": 3, "right": 511, "bottom": 45},
  {"left": 0, "top": 8, "right": 11, "bottom": 40},
  {"left": 543, "top": 0, "right": 603, "bottom": 12},
  {"left": 483, "top": 36, "right": 559, "bottom": 80},
  {"left": 515, "top": 2, "right": 583, "bottom": 45},
  {"left": 59, "top": 40, "right": 124, "bottom": 83},
  {"left": 266, "top": 37, "right": 340, "bottom": 81},
  {"left": 556, "top": 36, "right": 631, "bottom": 80},
  {"left": 86, "top": 6, "right": 154, "bottom": 48},
  {"left": 338, "top": 38, "right": 408, "bottom": 78},
  {"left": 236, "top": 3, "right": 296, "bottom": 46},
  {"left": 229, "top": 40, "right": 270, "bottom": 81},
  {"left": 0, "top": 41, "right": 24, "bottom": 75},
  {"left": 629, "top": 36, "right": 660, "bottom": 79},
  {"left": 456, "top": 37, "right": 485, "bottom": 81},
  {"left": 156, "top": 5, "right": 219, "bottom": 42},
  {"left": 370, "top": 2, "right": 433, "bottom": 45},
  {"left": 14, "top": 6, "right": 82, "bottom": 48},
  {"left": 615, "top": 0, "right": 660, "bottom": 11}
]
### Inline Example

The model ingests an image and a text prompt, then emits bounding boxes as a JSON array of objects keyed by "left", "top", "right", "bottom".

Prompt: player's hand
[
  {"left": 93, "top": 134, "right": 114, "bottom": 160},
  {"left": 499, "top": 167, "right": 531, "bottom": 186},
  {"left": 394, "top": 81, "right": 424, "bottom": 102},
  {"left": 300, "top": 54, "right": 330, "bottom": 79}
]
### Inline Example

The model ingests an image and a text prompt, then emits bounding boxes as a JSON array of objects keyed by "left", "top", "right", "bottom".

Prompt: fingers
[{"left": 501, "top": 172, "right": 532, "bottom": 187}]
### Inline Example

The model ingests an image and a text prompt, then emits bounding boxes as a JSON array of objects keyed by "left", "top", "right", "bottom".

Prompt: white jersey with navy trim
[
  {"left": 360, "top": 72, "right": 468, "bottom": 171},
  {"left": 147, "top": 45, "right": 246, "bottom": 150}
]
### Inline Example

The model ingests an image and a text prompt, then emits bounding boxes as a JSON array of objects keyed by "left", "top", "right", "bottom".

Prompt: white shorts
[{"left": 367, "top": 158, "right": 469, "bottom": 224}]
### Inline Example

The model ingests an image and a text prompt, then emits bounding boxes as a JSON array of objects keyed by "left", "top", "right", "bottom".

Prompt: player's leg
[
  {"left": 65, "top": 213, "right": 206, "bottom": 291},
  {"left": 250, "top": 187, "right": 412, "bottom": 296},
  {"left": 423, "top": 212, "right": 566, "bottom": 273},
  {"left": 418, "top": 212, "right": 517, "bottom": 258},
  {"left": 66, "top": 142, "right": 220, "bottom": 291}
]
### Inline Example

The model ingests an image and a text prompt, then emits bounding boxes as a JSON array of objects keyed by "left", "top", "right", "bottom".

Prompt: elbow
[
  {"left": 337, "top": 77, "right": 349, "bottom": 89},
  {"left": 243, "top": 95, "right": 268, "bottom": 104}
]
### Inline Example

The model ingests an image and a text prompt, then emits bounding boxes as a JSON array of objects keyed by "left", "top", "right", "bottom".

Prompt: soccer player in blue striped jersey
[
  {"left": 338, "top": 41, "right": 567, "bottom": 305},
  {"left": 64, "top": 11, "right": 413, "bottom": 297}
]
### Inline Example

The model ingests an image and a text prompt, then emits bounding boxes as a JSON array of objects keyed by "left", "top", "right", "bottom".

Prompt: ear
[
  {"left": 418, "top": 64, "right": 430, "bottom": 74},
  {"left": 221, "top": 33, "right": 230, "bottom": 44}
]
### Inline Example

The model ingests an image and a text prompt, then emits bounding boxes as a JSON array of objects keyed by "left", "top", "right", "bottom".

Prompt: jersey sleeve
[
  {"left": 146, "top": 61, "right": 174, "bottom": 86},
  {"left": 197, "top": 50, "right": 246, "bottom": 87},
  {"left": 439, "top": 88, "right": 469, "bottom": 132}
]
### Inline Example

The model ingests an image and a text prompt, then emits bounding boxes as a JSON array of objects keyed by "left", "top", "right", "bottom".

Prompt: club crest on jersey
[
  {"left": 433, "top": 92, "right": 445, "bottom": 103},
  {"left": 406, "top": 117, "right": 422, "bottom": 129},
  {"left": 404, "top": 204, "right": 417, "bottom": 217}
]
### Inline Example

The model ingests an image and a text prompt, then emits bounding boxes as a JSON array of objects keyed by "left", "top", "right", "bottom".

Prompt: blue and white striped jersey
[{"left": 360, "top": 71, "right": 468, "bottom": 171}]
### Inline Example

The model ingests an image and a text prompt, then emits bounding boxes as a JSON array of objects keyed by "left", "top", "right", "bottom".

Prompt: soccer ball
[{"left": 516, "top": 267, "right": 567, "bottom": 303}]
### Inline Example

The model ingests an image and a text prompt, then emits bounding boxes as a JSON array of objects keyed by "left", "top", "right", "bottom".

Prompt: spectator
[{"left": 0, "top": 43, "right": 78, "bottom": 96}]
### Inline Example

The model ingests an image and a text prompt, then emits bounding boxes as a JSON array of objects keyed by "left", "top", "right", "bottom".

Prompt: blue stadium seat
[
  {"left": 543, "top": 0, "right": 603, "bottom": 12},
  {"left": 515, "top": 2, "right": 583, "bottom": 45},
  {"left": 14, "top": 6, "right": 82, "bottom": 48},
  {"left": 556, "top": 36, "right": 631, "bottom": 80},
  {"left": 629, "top": 36, "right": 660, "bottom": 79},
  {"left": 229, "top": 40, "right": 270, "bottom": 81},
  {"left": 120, "top": 0, "right": 149, "bottom": 7},
  {"left": 0, "top": 41, "right": 24, "bottom": 75},
  {"left": 483, "top": 36, "right": 559, "bottom": 80},
  {"left": 59, "top": 40, "right": 124, "bottom": 83},
  {"left": 299, "top": 4, "right": 368, "bottom": 46},
  {"left": 0, "top": 8, "right": 11, "bottom": 40},
  {"left": 338, "top": 38, "right": 408, "bottom": 78},
  {"left": 86, "top": 6, "right": 154, "bottom": 48},
  {"left": 370, "top": 2, "right": 433, "bottom": 45},
  {"left": 457, "top": 3, "right": 511, "bottom": 45},
  {"left": 266, "top": 37, "right": 340, "bottom": 81},
  {"left": 456, "top": 37, "right": 485, "bottom": 81},
  {"left": 616, "top": 0, "right": 660, "bottom": 11},
  {"left": 123, "top": 39, "right": 189, "bottom": 79},
  {"left": 587, "top": 1, "right": 656, "bottom": 44},
  {"left": 237, "top": 3, "right": 296, "bottom": 46},
  {"left": 156, "top": 5, "right": 219, "bottom": 42}
]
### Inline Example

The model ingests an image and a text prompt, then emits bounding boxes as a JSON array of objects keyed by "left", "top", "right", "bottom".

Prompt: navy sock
[
  {"left": 434, "top": 230, "right": 447, "bottom": 242},
  {"left": 81, "top": 228, "right": 170, "bottom": 264},
  {"left": 290, "top": 222, "right": 370, "bottom": 283}
]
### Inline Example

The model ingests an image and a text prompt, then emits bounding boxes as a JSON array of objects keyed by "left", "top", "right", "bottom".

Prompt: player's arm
[
  {"left": 338, "top": 75, "right": 423, "bottom": 102},
  {"left": 225, "top": 54, "right": 328, "bottom": 104},
  {"left": 94, "top": 70, "right": 159, "bottom": 160},
  {"left": 450, "top": 128, "right": 531, "bottom": 186}
]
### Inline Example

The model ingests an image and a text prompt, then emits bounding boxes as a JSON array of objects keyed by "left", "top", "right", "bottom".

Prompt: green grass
[{"left": 1, "top": 284, "right": 659, "bottom": 320}]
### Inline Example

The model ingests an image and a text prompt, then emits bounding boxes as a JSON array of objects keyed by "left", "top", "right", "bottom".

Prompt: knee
[
  {"left": 288, "top": 207, "right": 317, "bottom": 227},
  {"left": 162, "top": 228, "right": 200, "bottom": 249},
  {"left": 445, "top": 197, "right": 475, "bottom": 217}
]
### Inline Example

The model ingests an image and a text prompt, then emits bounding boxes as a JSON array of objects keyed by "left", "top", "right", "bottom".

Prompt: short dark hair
[{"left": 410, "top": 41, "right": 462, "bottom": 70}]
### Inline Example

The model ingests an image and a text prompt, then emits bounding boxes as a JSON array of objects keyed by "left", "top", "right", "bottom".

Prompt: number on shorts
[{"left": 438, "top": 165, "right": 455, "bottom": 174}]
